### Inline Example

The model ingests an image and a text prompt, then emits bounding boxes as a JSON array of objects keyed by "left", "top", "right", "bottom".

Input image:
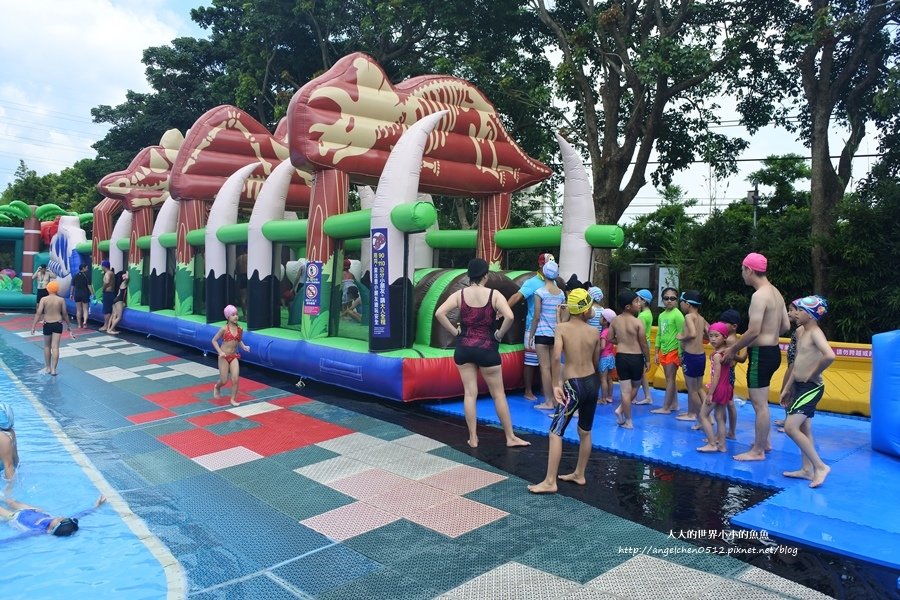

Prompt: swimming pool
[{"left": 0, "top": 356, "right": 181, "bottom": 600}]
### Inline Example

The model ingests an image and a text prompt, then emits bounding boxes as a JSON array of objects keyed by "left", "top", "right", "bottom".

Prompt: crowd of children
[{"left": 522, "top": 251, "right": 835, "bottom": 493}]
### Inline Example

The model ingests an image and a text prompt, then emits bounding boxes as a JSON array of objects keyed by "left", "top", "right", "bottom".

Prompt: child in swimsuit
[
  {"left": 697, "top": 322, "right": 733, "bottom": 453},
  {"left": 597, "top": 308, "right": 617, "bottom": 405},
  {"left": 211, "top": 305, "right": 251, "bottom": 406}
]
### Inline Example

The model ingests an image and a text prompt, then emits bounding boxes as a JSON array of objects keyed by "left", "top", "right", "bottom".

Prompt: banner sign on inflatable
[
  {"left": 303, "top": 261, "right": 322, "bottom": 316},
  {"left": 371, "top": 228, "right": 389, "bottom": 338}
]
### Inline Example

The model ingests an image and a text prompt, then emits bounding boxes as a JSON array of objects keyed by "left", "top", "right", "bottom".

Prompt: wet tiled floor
[{"left": 0, "top": 319, "right": 839, "bottom": 599}]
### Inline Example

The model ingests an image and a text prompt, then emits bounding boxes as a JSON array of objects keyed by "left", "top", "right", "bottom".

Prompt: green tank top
[
  {"left": 638, "top": 309, "right": 653, "bottom": 345},
  {"left": 656, "top": 308, "right": 685, "bottom": 353}
]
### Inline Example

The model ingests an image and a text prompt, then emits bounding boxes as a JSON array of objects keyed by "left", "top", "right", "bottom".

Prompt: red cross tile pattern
[
  {"left": 187, "top": 412, "right": 239, "bottom": 427},
  {"left": 144, "top": 379, "right": 267, "bottom": 409},
  {"left": 147, "top": 355, "right": 180, "bottom": 364},
  {"left": 158, "top": 407, "right": 353, "bottom": 458}
]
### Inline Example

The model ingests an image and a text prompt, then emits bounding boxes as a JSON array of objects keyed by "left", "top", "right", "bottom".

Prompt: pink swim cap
[
  {"left": 708, "top": 322, "right": 730, "bottom": 338},
  {"left": 742, "top": 252, "right": 767, "bottom": 272},
  {"left": 223, "top": 305, "right": 238, "bottom": 318}
]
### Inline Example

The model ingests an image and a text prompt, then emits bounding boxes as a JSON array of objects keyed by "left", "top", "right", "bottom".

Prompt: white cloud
[{"left": 0, "top": 0, "right": 203, "bottom": 187}]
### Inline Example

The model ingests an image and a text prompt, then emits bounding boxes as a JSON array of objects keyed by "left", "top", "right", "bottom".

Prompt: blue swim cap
[{"left": 0, "top": 402, "right": 12, "bottom": 430}]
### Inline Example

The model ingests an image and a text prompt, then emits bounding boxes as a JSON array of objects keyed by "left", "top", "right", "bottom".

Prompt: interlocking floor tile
[
  {"left": 300, "top": 501, "right": 400, "bottom": 541},
  {"left": 158, "top": 427, "right": 236, "bottom": 458},
  {"left": 124, "top": 448, "right": 208, "bottom": 485},
  {"left": 295, "top": 455, "right": 373, "bottom": 484},
  {"left": 191, "top": 574, "right": 298, "bottom": 600},
  {"left": 145, "top": 370, "right": 186, "bottom": 380},
  {"left": 318, "top": 567, "right": 442, "bottom": 600},
  {"left": 192, "top": 446, "right": 264, "bottom": 471},
  {"left": 328, "top": 468, "right": 414, "bottom": 500},
  {"left": 268, "top": 444, "right": 340, "bottom": 470},
  {"left": 316, "top": 432, "right": 390, "bottom": 455},
  {"left": 342, "top": 441, "right": 423, "bottom": 466},
  {"left": 438, "top": 561, "right": 580, "bottom": 600},
  {"left": 393, "top": 433, "right": 446, "bottom": 452},
  {"left": 226, "top": 401, "right": 282, "bottom": 418},
  {"left": 187, "top": 411, "right": 238, "bottom": 427},
  {"left": 580, "top": 554, "right": 721, "bottom": 600},
  {"left": 86, "top": 365, "right": 140, "bottom": 382},
  {"left": 343, "top": 519, "right": 455, "bottom": 565},
  {"left": 272, "top": 542, "right": 383, "bottom": 597},
  {"left": 390, "top": 542, "right": 505, "bottom": 593},
  {"left": 406, "top": 496, "right": 508, "bottom": 538},
  {"left": 380, "top": 453, "right": 460, "bottom": 480},
  {"left": 365, "top": 480, "right": 457, "bottom": 518},
  {"left": 206, "top": 418, "right": 260, "bottom": 436},
  {"left": 420, "top": 464, "right": 507, "bottom": 495},
  {"left": 127, "top": 407, "right": 177, "bottom": 424}
]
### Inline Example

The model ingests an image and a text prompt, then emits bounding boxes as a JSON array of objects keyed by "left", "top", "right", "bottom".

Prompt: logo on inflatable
[{"left": 47, "top": 215, "right": 87, "bottom": 297}]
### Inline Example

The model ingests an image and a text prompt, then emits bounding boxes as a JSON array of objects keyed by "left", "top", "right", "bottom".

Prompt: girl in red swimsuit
[{"left": 211, "top": 305, "right": 250, "bottom": 406}]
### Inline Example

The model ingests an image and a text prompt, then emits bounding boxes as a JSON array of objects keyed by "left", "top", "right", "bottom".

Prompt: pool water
[{"left": 0, "top": 359, "right": 175, "bottom": 600}]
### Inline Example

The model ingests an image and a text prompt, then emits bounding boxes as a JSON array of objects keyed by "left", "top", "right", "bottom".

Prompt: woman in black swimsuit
[{"left": 435, "top": 258, "right": 530, "bottom": 449}]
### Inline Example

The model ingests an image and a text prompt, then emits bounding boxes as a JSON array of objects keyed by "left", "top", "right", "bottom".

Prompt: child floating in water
[
  {"left": 212, "top": 305, "right": 251, "bottom": 407},
  {"left": 1, "top": 495, "right": 106, "bottom": 537}
]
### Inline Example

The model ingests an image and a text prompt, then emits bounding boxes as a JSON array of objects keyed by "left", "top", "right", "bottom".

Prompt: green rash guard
[
  {"left": 656, "top": 308, "right": 685, "bottom": 353},
  {"left": 638, "top": 308, "right": 653, "bottom": 346}
]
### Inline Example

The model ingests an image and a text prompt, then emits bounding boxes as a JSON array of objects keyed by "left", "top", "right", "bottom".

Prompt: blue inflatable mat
[{"left": 425, "top": 389, "right": 900, "bottom": 570}]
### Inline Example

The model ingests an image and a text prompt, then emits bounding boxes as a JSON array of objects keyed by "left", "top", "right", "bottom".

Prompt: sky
[{"left": 0, "top": 0, "right": 883, "bottom": 224}]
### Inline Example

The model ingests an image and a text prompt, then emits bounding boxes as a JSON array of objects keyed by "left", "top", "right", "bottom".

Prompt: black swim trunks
[
  {"left": 453, "top": 345, "right": 501, "bottom": 368},
  {"left": 42, "top": 321, "right": 63, "bottom": 336},
  {"left": 788, "top": 381, "right": 825, "bottom": 418},
  {"left": 73, "top": 291, "right": 90, "bottom": 303},
  {"left": 615, "top": 352, "right": 645, "bottom": 382},
  {"left": 549, "top": 373, "right": 600, "bottom": 437},
  {"left": 747, "top": 345, "right": 781, "bottom": 389},
  {"left": 533, "top": 335, "right": 554, "bottom": 346}
]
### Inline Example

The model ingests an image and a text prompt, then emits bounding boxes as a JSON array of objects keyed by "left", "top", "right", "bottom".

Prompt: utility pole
[{"left": 746, "top": 183, "right": 760, "bottom": 232}]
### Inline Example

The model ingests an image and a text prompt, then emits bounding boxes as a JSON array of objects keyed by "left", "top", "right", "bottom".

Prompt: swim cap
[
  {"left": 588, "top": 286, "right": 604, "bottom": 304},
  {"left": 567, "top": 288, "right": 593, "bottom": 315},
  {"left": 51, "top": 517, "right": 79, "bottom": 537},
  {"left": 223, "top": 305, "right": 238, "bottom": 318},
  {"left": 679, "top": 290, "right": 702, "bottom": 306},
  {"left": 542, "top": 260, "right": 559, "bottom": 280},
  {"left": 792, "top": 295, "right": 828, "bottom": 321},
  {"left": 708, "top": 322, "right": 730, "bottom": 338},
  {"left": 0, "top": 402, "right": 13, "bottom": 430},
  {"left": 742, "top": 252, "right": 767, "bottom": 273},
  {"left": 636, "top": 289, "right": 653, "bottom": 303},
  {"left": 343, "top": 259, "right": 351, "bottom": 269},
  {"left": 719, "top": 309, "right": 741, "bottom": 325},
  {"left": 617, "top": 290, "right": 638, "bottom": 309},
  {"left": 101, "top": 260, "right": 110, "bottom": 268},
  {"left": 600, "top": 308, "right": 617, "bottom": 325},
  {"left": 537, "top": 252, "right": 554, "bottom": 268},
  {"left": 46, "top": 281, "right": 59, "bottom": 294}
]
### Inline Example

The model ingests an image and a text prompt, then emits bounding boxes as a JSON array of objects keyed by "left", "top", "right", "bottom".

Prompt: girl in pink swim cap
[
  {"left": 211, "top": 305, "right": 250, "bottom": 406},
  {"left": 697, "top": 322, "right": 734, "bottom": 453}
]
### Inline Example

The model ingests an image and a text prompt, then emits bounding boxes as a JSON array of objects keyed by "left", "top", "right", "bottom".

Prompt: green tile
[
  {"left": 428, "top": 445, "right": 481, "bottom": 465},
  {"left": 360, "top": 422, "right": 411, "bottom": 441},
  {"left": 453, "top": 513, "right": 566, "bottom": 561},
  {"left": 140, "top": 419, "right": 196, "bottom": 437},
  {"left": 207, "top": 419, "right": 260, "bottom": 435},
  {"left": 172, "top": 401, "right": 217, "bottom": 415},
  {"left": 319, "top": 567, "right": 441, "bottom": 600},
  {"left": 268, "top": 445, "right": 340, "bottom": 470},
  {"left": 217, "top": 459, "right": 296, "bottom": 486},
  {"left": 389, "top": 542, "right": 504, "bottom": 593},
  {"left": 345, "top": 520, "right": 455, "bottom": 565},
  {"left": 267, "top": 486, "right": 354, "bottom": 521},
  {"left": 124, "top": 448, "right": 207, "bottom": 485}
]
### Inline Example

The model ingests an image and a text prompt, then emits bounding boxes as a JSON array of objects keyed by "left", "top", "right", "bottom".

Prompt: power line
[
  {"left": 0, "top": 115, "right": 106, "bottom": 137},
  {"left": 0, "top": 99, "right": 95, "bottom": 123}
]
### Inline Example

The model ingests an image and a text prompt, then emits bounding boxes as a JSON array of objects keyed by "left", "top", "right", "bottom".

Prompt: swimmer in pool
[{"left": 0, "top": 495, "right": 106, "bottom": 537}]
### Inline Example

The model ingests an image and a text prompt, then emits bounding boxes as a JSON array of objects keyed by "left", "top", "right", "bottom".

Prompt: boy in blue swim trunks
[
  {"left": 779, "top": 295, "right": 834, "bottom": 488},
  {"left": 677, "top": 290, "right": 708, "bottom": 425},
  {"left": 528, "top": 289, "right": 601, "bottom": 494},
  {"left": 0, "top": 495, "right": 106, "bottom": 537}
]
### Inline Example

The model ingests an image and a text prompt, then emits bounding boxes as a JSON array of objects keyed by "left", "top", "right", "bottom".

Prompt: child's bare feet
[
  {"left": 230, "top": 398, "right": 239, "bottom": 407},
  {"left": 783, "top": 469, "right": 813, "bottom": 480},
  {"left": 524, "top": 392, "right": 538, "bottom": 401},
  {"left": 213, "top": 383, "right": 221, "bottom": 399},
  {"left": 506, "top": 436, "right": 530, "bottom": 447},
  {"left": 558, "top": 473, "right": 586, "bottom": 485},
  {"left": 633, "top": 399, "right": 651, "bottom": 405},
  {"left": 726, "top": 432, "right": 736, "bottom": 440},
  {"left": 467, "top": 437, "right": 478, "bottom": 448},
  {"left": 650, "top": 408, "right": 672, "bottom": 414},
  {"left": 614, "top": 406, "right": 625, "bottom": 425},
  {"left": 676, "top": 414, "right": 697, "bottom": 422},
  {"left": 527, "top": 481, "right": 557, "bottom": 494},
  {"left": 690, "top": 423, "right": 703, "bottom": 430},
  {"left": 697, "top": 444, "right": 719, "bottom": 453},
  {"left": 809, "top": 465, "right": 830, "bottom": 488},
  {"left": 734, "top": 450, "right": 766, "bottom": 461},
  {"left": 534, "top": 402, "right": 555, "bottom": 410}
]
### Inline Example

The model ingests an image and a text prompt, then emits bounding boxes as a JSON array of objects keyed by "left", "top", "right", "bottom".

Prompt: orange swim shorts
[{"left": 658, "top": 349, "right": 680, "bottom": 367}]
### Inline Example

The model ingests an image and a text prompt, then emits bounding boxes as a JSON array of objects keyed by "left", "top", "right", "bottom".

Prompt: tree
[
  {"left": 92, "top": 1, "right": 561, "bottom": 186},
  {"left": 1, "top": 161, "right": 53, "bottom": 206},
  {"left": 528, "top": 0, "right": 790, "bottom": 287},
  {"left": 750, "top": 0, "right": 900, "bottom": 297}
]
